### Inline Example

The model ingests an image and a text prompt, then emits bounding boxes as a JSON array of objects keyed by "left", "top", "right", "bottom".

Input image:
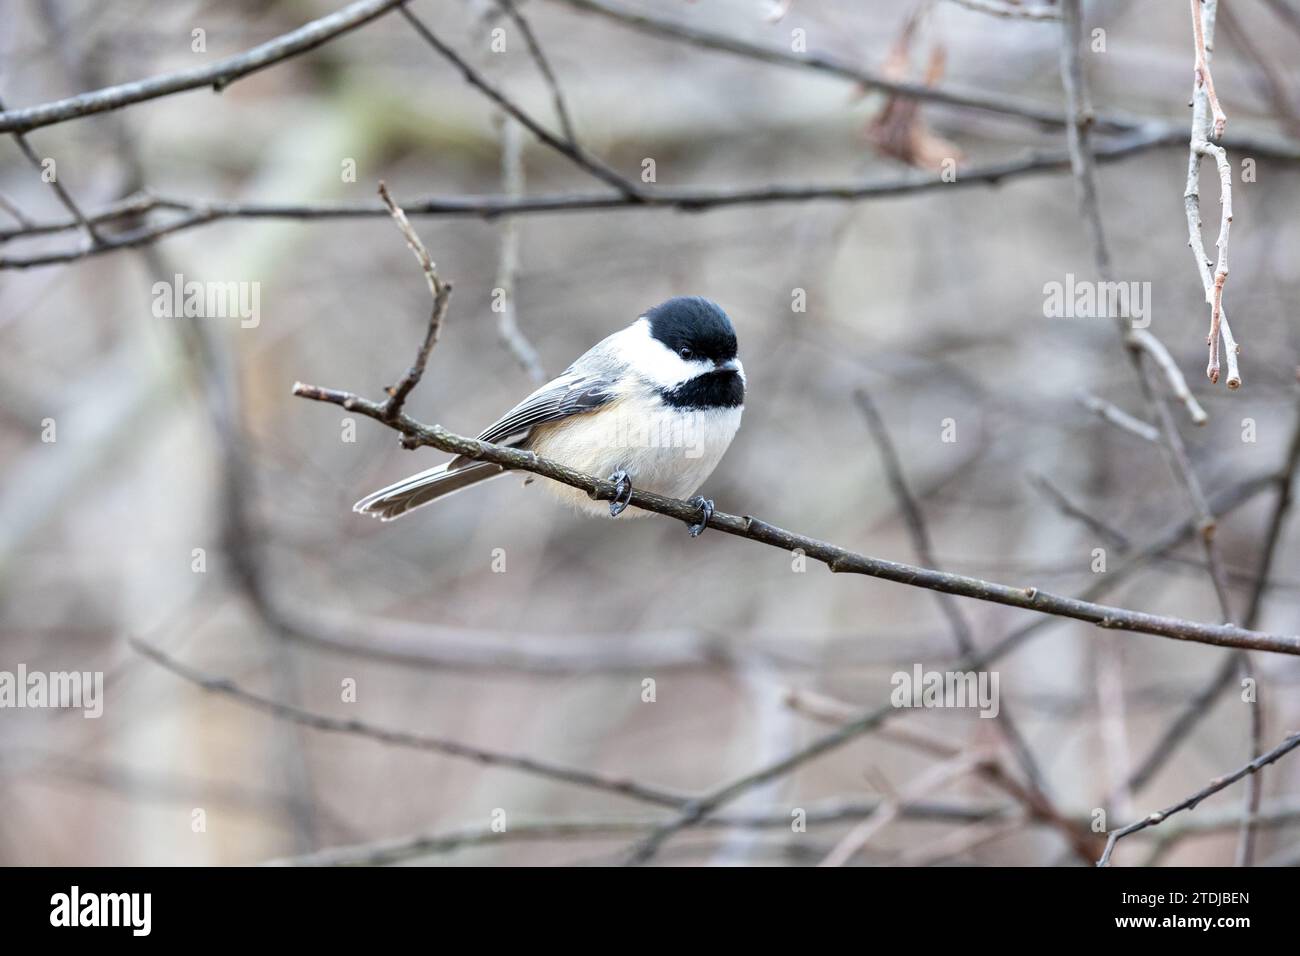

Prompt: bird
[{"left": 352, "top": 296, "right": 744, "bottom": 536}]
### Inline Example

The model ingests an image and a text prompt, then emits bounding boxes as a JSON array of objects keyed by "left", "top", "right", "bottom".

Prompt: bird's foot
[
  {"left": 607, "top": 469, "right": 633, "bottom": 517},
  {"left": 686, "top": 496, "right": 714, "bottom": 537}
]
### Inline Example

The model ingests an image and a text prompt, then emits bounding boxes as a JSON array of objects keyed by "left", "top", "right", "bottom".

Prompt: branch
[
  {"left": 493, "top": 116, "right": 547, "bottom": 383},
  {"left": 0, "top": 94, "right": 105, "bottom": 246},
  {"left": 1076, "top": 391, "right": 1161, "bottom": 443},
  {"left": 1098, "top": 731, "right": 1300, "bottom": 865},
  {"left": 612, "top": 469, "right": 1278, "bottom": 865},
  {"left": 819, "top": 752, "right": 986, "bottom": 867},
  {"left": 1187, "top": 2, "right": 1240, "bottom": 389},
  {"left": 855, "top": 386, "right": 1049, "bottom": 795},
  {"left": 397, "top": 5, "right": 640, "bottom": 199},
  {"left": 375, "top": 181, "right": 450, "bottom": 421},
  {"left": 1191, "top": 145, "right": 1239, "bottom": 389},
  {"left": 495, "top": 0, "right": 579, "bottom": 145},
  {"left": 129, "top": 637, "right": 688, "bottom": 809},
  {"left": 267, "top": 796, "right": 1011, "bottom": 866},
  {"left": 786, "top": 689, "right": 1104, "bottom": 863},
  {"left": 0, "top": 0, "right": 410, "bottom": 134},
  {"left": 1058, "top": 1, "right": 1234, "bottom": 630},
  {"left": 0, "top": 127, "right": 1188, "bottom": 269},
  {"left": 291, "top": 379, "right": 1300, "bottom": 655},
  {"left": 542, "top": 0, "right": 1126, "bottom": 131},
  {"left": 1125, "top": 330, "right": 1208, "bottom": 425},
  {"left": 1190, "top": 0, "right": 1228, "bottom": 139},
  {"left": 1058, "top": 2, "right": 1211, "bottom": 424},
  {"left": 0, "top": 189, "right": 35, "bottom": 227}
]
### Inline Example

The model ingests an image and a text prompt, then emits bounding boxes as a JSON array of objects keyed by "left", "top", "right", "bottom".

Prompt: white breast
[{"left": 528, "top": 391, "right": 743, "bottom": 517}]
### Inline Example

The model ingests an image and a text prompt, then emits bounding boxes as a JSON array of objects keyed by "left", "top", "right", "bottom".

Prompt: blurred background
[{"left": 2, "top": 0, "right": 1299, "bottom": 866}]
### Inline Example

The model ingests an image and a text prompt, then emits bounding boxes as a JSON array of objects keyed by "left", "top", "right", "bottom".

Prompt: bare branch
[
  {"left": 786, "top": 688, "right": 1104, "bottom": 863},
  {"left": 0, "top": 0, "right": 411, "bottom": 134},
  {"left": 542, "top": 0, "right": 1125, "bottom": 130},
  {"left": 0, "top": 93, "right": 105, "bottom": 246},
  {"left": 495, "top": 0, "right": 579, "bottom": 144},
  {"left": 375, "top": 181, "right": 451, "bottom": 421},
  {"left": 493, "top": 116, "right": 547, "bottom": 383},
  {"left": 855, "top": 386, "right": 1049, "bottom": 795},
  {"left": 398, "top": 4, "right": 640, "bottom": 199},
  {"left": 1125, "top": 391, "right": 1300, "bottom": 843},
  {"left": 819, "top": 752, "right": 986, "bottom": 867},
  {"left": 293, "top": 375, "right": 1300, "bottom": 655},
  {"left": 1190, "top": 0, "right": 1228, "bottom": 138},
  {"left": 611, "top": 470, "right": 1277, "bottom": 866},
  {"left": 267, "top": 796, "right": 1012, "bottom": 866},
  {"left": 0, "top": 127, "right": 1187, "bottom": 269},
  {"left": 1058, "top": 1, "right": 1212, "bottom": 424},
  {"left": 1028, "top": 473, "right": 1132, "bottom": 550},
  {"left": 1190, "top": 141, "right": 1238, "bottom": 387},
  {"left": 129, "top": 637, "right": 689, "bottom": 809},
  {"left": 1076, "top": 392, "right": 1161, "bottom": 443},
  {"left": 1125, "top": 330, "right": 1208, "bottom": 425},
  {"left": 1098, "top": 731, "right": 1300, "bottom": 866},
  {"left": 0, "top": 189, "right": 35, "bottom": 227}
]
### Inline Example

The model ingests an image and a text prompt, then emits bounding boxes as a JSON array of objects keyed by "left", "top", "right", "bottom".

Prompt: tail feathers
[{"left": 353, "top": 461, "right": 506, "bottom": 521}]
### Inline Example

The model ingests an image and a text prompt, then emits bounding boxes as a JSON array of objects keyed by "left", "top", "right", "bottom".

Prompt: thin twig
[
  {"left": 542, "top": 0, "right": 1129, "bottom": 131},
  {"left": 1059, "top": 2, "right": 1212, "bottom": 425},
  {"left": 1233, "top": 386, "right": 1300, "bottom": 864},
  {"left": 855, "top": 386, "right": 1049, "bottom": 795},
  {"left": 266, "top": 796, "right": 1013, "bottom": 866},
  {"left": 1190, "top": 0, "right": 1228, "bottom": 139},
  {"left": 1190, "top": 141, "right": 1238, "bottom": 386},
  {"left": 398, "top": 4, "right": 640, "bottom": 199},
  {"left": 0, "top": 94, "right": 105, "bottom": 246},
  {"left": 1235, "top": 653, "right": 1263, "bottom": 866},
  {"left": 0, "top": 127, "right": 1193, "bottom": 269},
  {"left": 291, "top": 379, "right": 1300, "bottom": 655},
  {"left": 1077, "top": 392, "right": 1161, "bottom": 443},
  {"left": 1059, "top": 2, "right": 1251, "bottom": 857},
  {"left": 615, "top": 470, "right": 1280, "bottom": 866},
  {"left": 1061, "top": 0, "right": 1230, "bottom": 582},
  {"left": 1028, "top": 473, "right": 1132, "bottom": 550},
  {"left": 785, "top": 688, "right": 1104, "bottom": 862},
  {"left": 1187, "top": 1, "right": 1239, "bottom": 388},
  {"left": 493, "top": 116, "right": 547, "bottom": 383},
  {"left": 1097, "top": 731, "right": 1300, "bottom": 865},
  {"left": 1126, "top": 331, "right": 1209, "bottom": 424},
  {"left": 0, "top": 189, "right": 35, "bottom": 228},
  {"left": 1218, "top": 2, "right": 1300, "bottom": 138},
  {"left": 130, "top": 637, "right": 690, "bottom": 809},
  {"left": 495, "top": 0, "right": 579, "bottom": 144},
  {"left": 0, "top": 0, "right": 412, "bottom": 134},
  {"left": 818, "top": 753, "right": 986, "bottom": 867},
  {"left": 375, "top": 181, "right": 450, "bottom": 420}
]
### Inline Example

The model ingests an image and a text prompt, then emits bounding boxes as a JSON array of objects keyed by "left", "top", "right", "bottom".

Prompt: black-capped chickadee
[{"left": 353, "top": 296, "right": 744, "bottom": 536}]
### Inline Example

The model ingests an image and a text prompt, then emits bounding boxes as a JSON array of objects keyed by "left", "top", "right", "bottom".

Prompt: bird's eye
[{"left": 678, "top": 347, "right": 693, "bottom": 360}]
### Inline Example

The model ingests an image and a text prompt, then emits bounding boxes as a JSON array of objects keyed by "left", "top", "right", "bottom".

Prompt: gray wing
[
  {"left": 476, "top": 335, "right": 626, "bottom": 446},
  {"left": 477, "top": 370, "right": 617, "bottom": 445}
]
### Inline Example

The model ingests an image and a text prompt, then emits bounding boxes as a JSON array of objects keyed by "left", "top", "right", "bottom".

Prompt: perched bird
[{"left": 353, "top": 296, "right": 745, "bottom": 536}]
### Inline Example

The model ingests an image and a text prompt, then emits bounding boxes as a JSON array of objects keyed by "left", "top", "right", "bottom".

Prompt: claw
[
  {"left": 687, "top": 495, "right": 714, "bottom": 537},
  {"left": 608, "top": 469, "right": 633, "bottom": 517}
]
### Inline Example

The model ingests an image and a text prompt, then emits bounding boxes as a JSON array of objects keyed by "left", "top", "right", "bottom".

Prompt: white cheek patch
[{"left": 613, "top": 318, "right": 712, "bottom": 389}]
